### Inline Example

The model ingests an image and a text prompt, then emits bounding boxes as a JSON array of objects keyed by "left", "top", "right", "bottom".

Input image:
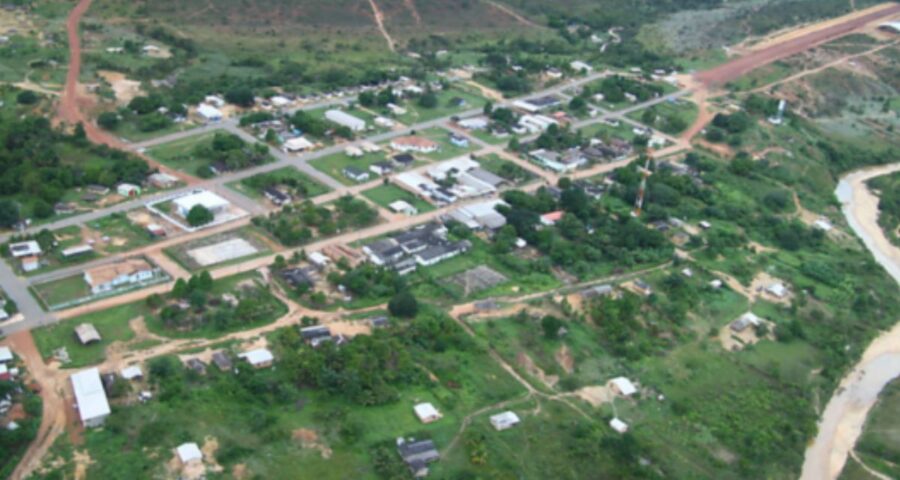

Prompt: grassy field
[
  {"left": 145, "top": 131, "right": 222, "bottom": 174},
  {"left": 412, "top": 127, "right": 479, "bottom": 161},
  {"left": 84, "top": 212, "right": 156, "bottom": 254},
  {"left": 626, "top": 99, "right": 699, "bottom": 135},
  {"left": 727, "top": 60, "right": 794, "bottom": 91},
  {"left": 392, "top": 87, "right": 486, "bottom": 125},
  {"left": 361, "top": 184, "right": 435, "bottom": 213},
  {"left": 31, "top": 257, "right": 168, "bottom": 311},
  {"left": 475, "top": 153, "right": 538, "bottom": 185},
  {"left": 227, "top": 167, "right": 332, "bottom": 200},
  {"left": 32, "top": 302, "right": 148, "bottom": 368},
  {"left": 308, "top": 151, "right": 394, "bottom": 186}
]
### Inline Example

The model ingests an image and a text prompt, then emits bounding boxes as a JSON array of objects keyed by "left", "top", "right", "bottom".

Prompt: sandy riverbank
[{"left": 800, "top": 162, "right": 900, "bottom": 480}]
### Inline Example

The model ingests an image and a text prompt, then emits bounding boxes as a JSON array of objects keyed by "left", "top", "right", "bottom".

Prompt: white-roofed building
[
  {"left": 0, "top": 347, "right": 13, "bottom": 363},
  {"left": 414, "top": 402, "right": 442, "bottom": 423},
  {"left": 239, "top": 348, "right": 274, "bottom": 369},
  {"left": 9, "top": 241, "right": 42, "bottom": 258},
  {"left": 489, "top": 411, "right": 521, "bottom": 431},
  {"left": 176, "top": 442, "right": 203, "bottom": 465},
  {"left": 766, "top": 282, "right": 788, "bottom": 298},
  {"left": 609, "top": 377, "right": 637, "bottom": 397},
  {"left": 609, "top": 417, "right": 629, "bottom": 434},
  {"left": 121, "top": 365, "right": 143, "bottom": 380},
  {"left": 389, "top": 200, "right": 418, "bottom": 216},
  {"left": 173, "top": 191, "right": 230, "bottom": 218},
  {"left": 62, "top": 245, "right": 94, "bottom": 258},
  {"left": 283, "top": 136, "right": 315, "bottom": 153},
  {"left": 570, "top": 60, "right": 593, "bottom": 73},
  {"left": 196, "top": 104, "right": 223, "bottom": 122},
  {"left": 326, "top": 110, "right": 367, "bottom": 132},
  {"left": 71, "top": 368, "right": 111, "bottom": 428},
  {"left": 458, "top": 116, "right": 489, "bottom": 130}
]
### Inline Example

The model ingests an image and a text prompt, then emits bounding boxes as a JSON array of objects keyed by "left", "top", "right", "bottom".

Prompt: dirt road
[
  {"left": 366, "top": 0, "right": 396, "bottom": 52},
  {"left": 801, "top": 162, "right": 900, "bottom": 480},
  {"left": 57, "top": 0, "right": 196, "bottom": 185},
  {"left": 695, "top": 3, "right": 900, "bottom": 86},
  {"left": 3, "top": 332, "right": 71, "bottom": 480}
]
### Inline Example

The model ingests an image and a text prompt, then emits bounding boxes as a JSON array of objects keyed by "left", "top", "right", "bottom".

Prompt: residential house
[
  {"left": 173, "top": 190, "right": 230, "bottom": 219},
  {"left": 239, "top": 348, "right": 274, "bottom": 369},
  {"left": 448, "top": 133, "right": 469, "bottom": 148},
  {"left": 570, "top": 60, "right": 593, "bottom": 73},
  {"left": 211, "top": 351, "right": 233, "bottom": 372},
  {"left": 397, "top": 438, "right": 440, "bottom": 478},
  {"left": 148, "top": 173, "right": 179, "bottom": 189},
  {"left": 540, "top": 211, "right": 564, "bottom": 226},
  {"left": 121, "top": 365, "right": 143, "bottom": 381},
  {"left": 609, "top": 377, "right": 637, "bottom": 397},
  {"left": 414, "top": 402, "right": 442, "bottom": 423},
  {"left": 529, "top": 148, "right": 586, "bottom": 173},
  {"left": 9, "top": 241, "right": 41, "bottom": 258},
  {"left": 731, "top": 312, "right": 763, "bottom": 332},
  {"left": 489, "top": 411, "right": 521, "bottom": 431},
  {"left": 0, "top": 347, "right": 12, "bottom": 363},
  {"left": 389, "top": 200, "right": 418, "bottom": 216},
  {"left": 176, "top": 442, "right": 203, "bottom": 466},
  {"left": 369, "top": 161, "right": 394, "bottom": 176},
  {"left": 264, "top": 186, "right": 292, "bottom": 206},
  {"left": 342, "top": 166, "right": 370, "bottom": 183},
  {"left": 61, "top": 245, "right": 93, "bottom": 259},
  {"left": 609, "top": 417, "right": 629, "bottom": 434},
  {"left": 391, "top": 136, "right": 439, "bottom": 154},
  {"left": 186, "top": 358, "right": 207, "bottom": 375},
  {"left": 196, "top": 104, "right": 223, "bottom": 122},
  {"left": 345, "top": 145, "right": 364, "bottom": 158},
  {"left": 580, "top": 284, "right": 614, "bottom": 300},
  {"left": 283, "top": 136, "right": 315, "bottom": 153},
  {"left": 393, "top": 153, "right": 415, "bottom": 166},
  {"left": 280, "top": 267, "right": 316, "bottom": 288},
  {"left": 457, "top": 117, "right": 489, "bottom": 130},
  {"left": 84, "top": 259, "right": 155, "bottom": 295}
]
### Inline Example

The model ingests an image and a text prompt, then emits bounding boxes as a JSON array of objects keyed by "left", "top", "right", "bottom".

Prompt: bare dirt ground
[
  {"left": 571, "top": 385, "right": 613, "bottom": 408},
  {"left": 366, "top": 0, "right": 396, "bottom": 52},
  {"left": 292, "top": 428, "right": 333, "bottom": 459},
  {"left": 695, "top": 3, "right": 900, "bottom": 86},
  {"left": 718, "top": 319, "right": 775, "bottom": 351},
  {"left": 97, "top": 70, "right": 143, "bottom": 105}
]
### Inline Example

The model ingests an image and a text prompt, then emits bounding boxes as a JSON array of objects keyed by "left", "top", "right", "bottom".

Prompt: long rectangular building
[{"left": 71, "top": 368, "right": 111, "bottom": 428}]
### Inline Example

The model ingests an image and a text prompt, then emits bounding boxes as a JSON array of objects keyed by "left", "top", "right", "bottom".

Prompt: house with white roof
[
  {"left": 121, "top": 365, "right": 143, "bottom": 381},
  {"left": 570, "top": 60, "right": 593, "bottom": 73},
  {"left": 71, "top": 368, "right": 111, "bottom": 428},
  {"left": 283, "top": 136, "right": 315, "bottom": 153},
  {"left": 173, "top": 191, "right": 230, "bottom": 218},
  {"left": 609, "top": 417, "right": 629, "bottom": 434},
  {"left": 196, "top": 104, "right": 223, "bottom": 122},
  {"left": 326, "top": 110, "right": 367, "bottom": 132},
  {"left": 0, "top": 347, "right": 13, "bottom": 363},
  {"left": 176, "top": 442, "right": 203, "bottom": 465},
  {"left": 9, "top": 241, "right": 42, "bottom": 258},
  {"left": 239, "top": 348, "right": 274, "bottom": 369},
  {"left": 414, "top": 402, "right": 442, "bottom": 424},
  {"left": 489, "top": 411, "right": 521, "bottom": 431},
  {"left": 609, "top": 377, "right": 637, "bottom": 397}
]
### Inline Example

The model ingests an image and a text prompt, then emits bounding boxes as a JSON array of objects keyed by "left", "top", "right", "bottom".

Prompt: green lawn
[
  {"left": 475, "top": 153, "right": 537, "bottom": 185},
  {"left": 626, "top": 99, "right": 699, "bottom": 135},
  {"left": 393, "top": 87, "right": 486, "bottom": 125},
  {"left": 308, "top": 151, "right": 392, "bottom": 186},
  {"left": 414, "top": 127, "right": 479, "bottom": 161},
  {"left": 361, "top": 184, "right": 435, "bottom": 213},
  {"left": 31, "top": 275, "right": 92, "bottom": 309},
  {"left": 32, "top": 302, "right": 149, "bottom": 368},
  {"left": 145, "top": 131, "right": 222, "bottom": 174},
  {"left": 228, "top": 166, "right": 332, "bottom": 200},
  {"left": 84, "top": 212, "right": 156, "bottom": 254},
  {"left": 115, "top": 119, "right": 199, "bottom": 143}
]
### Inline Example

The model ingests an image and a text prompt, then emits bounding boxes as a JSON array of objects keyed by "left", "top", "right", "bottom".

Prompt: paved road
[{"left": 0, "top": 71, "right": 677, "bottom": 335}]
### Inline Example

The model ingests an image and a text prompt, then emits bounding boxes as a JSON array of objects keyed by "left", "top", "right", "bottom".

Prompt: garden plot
[
  {"left": 188, "top": 238, "right": 259, "bottom": 267},
  {"left": 447, "top": 266, "right": 508, "bottom": 296}
]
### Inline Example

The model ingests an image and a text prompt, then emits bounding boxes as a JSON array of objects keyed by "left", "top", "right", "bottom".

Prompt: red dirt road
[
  {"left": 58, "top": 0, "right": 197, "bottom": 184},
  {"left": 695, "top": 3, "right": 900, "bottom": 86}
]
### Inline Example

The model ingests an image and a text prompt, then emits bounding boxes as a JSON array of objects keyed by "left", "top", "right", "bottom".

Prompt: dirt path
[
  {"left": 3, "top": 332, "right": 71, "bottom": 480},
  {"left": 801, "top": 162, "right": 900, "bottom": 480},
  {"left": 366, "top": 0, "right": 396, "bottom": 53},
  {"left": 695, "top": 3, "right": 900, "bottom": 86},
  {"left": 402, "top": 0, "right": 422, "bottom": 26},
  {"left": 56, "top": 0, "right": 197, "bottom": 185},
  {"left": 481, "top": 0, "right": 542, "bottom": 29}
]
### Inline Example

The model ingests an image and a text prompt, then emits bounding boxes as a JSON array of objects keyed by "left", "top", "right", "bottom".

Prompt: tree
[
  {"left": 541, "top": 315, "right": 564, "bottom": 339},
  {"left": 97, "top": 112, "right": 120, "bottom": 130},
  {"left": 0, "top": 199, "right": 20, "bottom": 228},
  {"left": 225, "top": 86, "right": 255, "bottom": 107},
  {"left": 388, "top": 290, "right": 418, "bottom": 318},
  {"left": 418, "top": 89, "right": 438, "bottom": 109},
  {"left": 16, "top": 90, "right": 38, "bottom": 105},
  {"left": 186, "top": 204, "right": 214, "bottom": 227}
]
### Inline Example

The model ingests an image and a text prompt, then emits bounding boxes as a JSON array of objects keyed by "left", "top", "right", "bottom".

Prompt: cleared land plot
[
  {"left": 228, "top": 166, "right": 331, "bottom": 200},
  {"left": 392, "top": 87, "right": 486, "bottom": 124},
  {"left": 409, "top": 127, "right": 479, "bottom": 161},
  {"left": 145, "top": 131, "right": 221, "bottom": 174},
  {"left": 32, "top": 302, "right": 148, "bottom": 368},
  {"left": 447, "top": 266, "right": 508, "bottom": 296},
  {"left": 164, "top": 228, "right": 273, "bottom": 271},
  {"left": 626, "top": 100, "right": 699, "bottom": 135},
  {"left": 476, "top": 153, "right": 538, "bottom": 185},
  {"left": 361, "top": 183, "right": 435, "bottom": 213},
  {"left": 308, "top": 150, "right": 395, "bottom": 186}
]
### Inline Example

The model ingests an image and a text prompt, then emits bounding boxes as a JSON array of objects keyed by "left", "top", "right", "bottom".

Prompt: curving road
[{"left": 801, "top": 162, "right": 900, "bottom": 480}]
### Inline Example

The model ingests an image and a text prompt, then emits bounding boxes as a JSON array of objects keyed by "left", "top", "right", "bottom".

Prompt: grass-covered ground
[
  {"left": 32, "top": 302, "right": 148, "bottom": 368},
  {"left": 309, "top": 150, "right": 396, "bottom": 186},
  {"left": 626, "top": 99, "right": 699, "bottom": 135},
  {"left": 163, "top": 227, "right": 275, "bottom": 272},
  {"left": 228, "top": 167, "right": 332, "bottom": 200},
  {"left": 361, "top": 184, "right": 435, "bottom": 213},
  {"left": 840, "top": 379, "right": 900, "bottom": 479},
  {"left": 145, "top": 131, "right": 222, "bottom": 174}
]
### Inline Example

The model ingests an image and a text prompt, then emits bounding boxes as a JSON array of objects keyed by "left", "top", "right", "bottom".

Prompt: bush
[
  {"left": 16, "top": 90, "right": 38, "bottom": 105},
  {"left": 186, "top": 205, "right": 214, "bottom": 227},
  {"left": 388, "top": 290, "right": 418, "bottom": 318},
  {"left": 97, "top": 112, "right": 120, "bottom": 130}
]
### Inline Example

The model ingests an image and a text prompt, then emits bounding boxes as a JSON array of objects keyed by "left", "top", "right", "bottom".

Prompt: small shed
[
  {"left": 489, "top": 411, "right": 521, "bottom": 431},
  {"left": 609, "top": 377, "right": 637, "bottom": 397},
  {"left": 176, "top": 442, "right": 203, "bottom": 465},
  {"left": 120, "top": 365, "right": 143, "bottom": 381},
  {"left": 75, "top": 323, "right": 102, "bottom": 345},
  {"left": 211, "top": 351, "right": 233, "bottom": 372},
  {"left": 609, "top": 417, "right": 629, "bottom": 434},
  {"left": 414, "top": 402, "right": 442, "bottom": 424},
  {"left": 0, "top": 347, "right": 12, "bottom": 363}
]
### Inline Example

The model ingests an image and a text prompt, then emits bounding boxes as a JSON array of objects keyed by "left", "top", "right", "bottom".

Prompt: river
[{"left": 800, "top": 162, "right": 900, "bottom": 480}]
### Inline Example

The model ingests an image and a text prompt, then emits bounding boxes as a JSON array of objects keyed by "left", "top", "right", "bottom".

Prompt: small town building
[
  {"left": 369, "top": 161, "right": 394, "bottom": 176},
  {"left": 326, "top": 109, "right": 367, "bottom": 132},
  {"left": 148, "top": 173, "right": 179, "bottom": 189},
  {"left": 308, "top": 251, "right": 331, "bottom": 269},
  {"left": 0, "top": 347, "right": 13, "bottom": 363},
  {"left": 61, "top": 245, "right": 94, "bottom": 258},
  {"left": 457, "top": 117, "right": 489, "bottom": 130},
  {"left": 211, "top": 351, "right": 233, "bottom": 372},
  {"left": 147, "top": 224, "right": 167, "bottom": 237},
  {"left": 264, "top": 186, "right": 292, "bottom": 206},
  {"left": 71, "top": 368, "right": 111, "bottom": 428},
  {"left": 186, "top": 358, "right": 207, "bottom": 375},
  {"left": 570, "top": 60, "right": 593, "bottom": 73},
  {"left": 609, "top": 417, "right": 629, "bottom": 434},
  {"left": 731, "top": 312, "right": 763, "bottom": 332},
  {"left": 342, "top": 166, "right": 370, "bottom": 183},
  {"left": 609, "top": 377, "right": 638, "bottom": 397},
  {"left": 709, "top": 279, "right": 723, "bottom": 289},
  {"left": 345, "top": 145, "right": 364, "bottom": 158},
  {"left": 21, "top": 256, "right": 40, "bottom": 273},
  {"left": 176, "top": 442, "right": 203, "bottom": 465},
  {"left": 9, "top": 241, "right": 41, "bottom": 258},
  {"left": 121, "top": 365, "right": 143, "bottom": 381},
  {"left": 698, "top": 220, "right": 712, "bottom": 229},
  {"left": 196, "top": 104, "right": 223, "bottom": 122},
  {"left": 389, "top": 200, "right": 418, "bottom": 216},
  {"left": 414, "top": 402, "right": 442, "bottom": 423},
  {"left": 448, "top": 133, "right": 469, "bottom": 148},
  {"left": 489, "top": 411, "right": 521, "bottom": 431},
  {"left": 84, "top": 259, "right": 155, "bottom": 295},
  {"left": 173, "top": 191, "right": 230, "bottom": 219},
  {"left": 397, "top": 438, "right": 440, "bottom": 478},
  {"left": 239, "top": 348, "right": 274, "bottom": 369},
  {"left": 580, "top": 284, "right": 614, "bottom": 300},
  {"left": 0, "top": 364, "right": 9, "bottom": 382},
  {"left": 117, "top": 183, "right": 142, "bottom": 198},
  {"left": 283, "top": 136, "right": 315, "bottom": 153},
  {"left": 766, "top": 283, "right": 788, "bottom": 298},
  {"left": 391, "top": 136, "right": 439, "bottom": 154},
  {"left": 75, "top": 323, "right": 102, "bottom": 345},
  {"left": 540, "top": 211, "right": 564, "bottom": 226}
]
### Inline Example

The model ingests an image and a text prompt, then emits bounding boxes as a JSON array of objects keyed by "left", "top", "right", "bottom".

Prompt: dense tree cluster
[{"left": 255, "top": 196, "right": 379, "bottom": 246}]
